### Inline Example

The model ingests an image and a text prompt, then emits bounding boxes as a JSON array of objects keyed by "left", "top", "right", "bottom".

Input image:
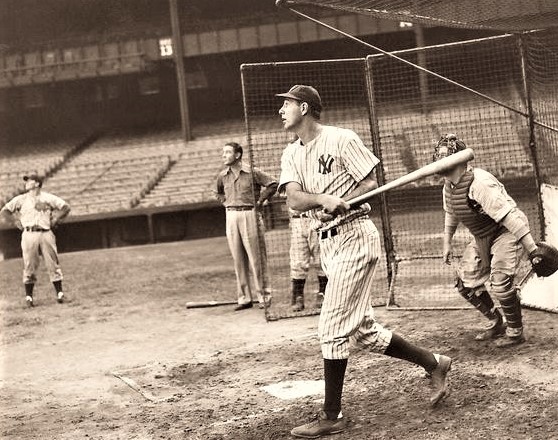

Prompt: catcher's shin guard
[
  {"left": 456, "top": 278, "right": 500, "bottom": 321},
  {"left": 490, "top": 272, "right": 522, "bottom": 329}
]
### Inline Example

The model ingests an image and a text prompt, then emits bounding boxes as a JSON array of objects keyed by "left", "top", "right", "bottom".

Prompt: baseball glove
[{"left": 529, "top": 241, "right": 558, "bottom": 277}]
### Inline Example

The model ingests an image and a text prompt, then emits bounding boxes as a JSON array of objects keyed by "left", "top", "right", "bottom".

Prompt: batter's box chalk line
[
  {"left": 111, "top": 361, "right": 178, "bottom": 403},
  {"left": 110, "top": 333, "right": 320, "bottom": 403}
]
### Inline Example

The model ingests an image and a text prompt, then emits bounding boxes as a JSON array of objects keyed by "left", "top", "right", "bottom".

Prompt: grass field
[{"left": 1, "top": 236, "right": 557, "bottom": 439}]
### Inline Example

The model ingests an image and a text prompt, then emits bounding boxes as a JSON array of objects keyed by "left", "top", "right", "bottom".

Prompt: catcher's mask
[{"left": 433, "top": 133, "right": 467, "bottom": 162}]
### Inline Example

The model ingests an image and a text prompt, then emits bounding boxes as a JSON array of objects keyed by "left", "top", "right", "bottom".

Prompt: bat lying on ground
[
  {"left": 186, "top": 300, "right": 238, "bottom": 309},
  {"left": 347, "top": 148, "right": 475, "bottom": 207}
]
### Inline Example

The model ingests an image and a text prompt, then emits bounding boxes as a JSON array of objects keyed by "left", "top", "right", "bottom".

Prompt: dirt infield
[{"left": 1, "top": 236, "right": 557, "bottom": 439}]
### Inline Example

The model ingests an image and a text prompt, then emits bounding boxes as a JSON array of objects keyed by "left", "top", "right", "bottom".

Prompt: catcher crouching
[{"left": 434, "top": 134, "right": 557, "bottom": 347}]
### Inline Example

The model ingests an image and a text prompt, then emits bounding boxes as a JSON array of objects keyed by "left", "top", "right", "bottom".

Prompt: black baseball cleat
[
  {"left": 57, "top": 292, "right": 65, "bottom": 304},
  {"left": 234, "top": 302, "right": 253, "bottom": 311},
  {"left": 495, "top": 328, "right": 525, "bottom": 348},
  {"left": 475, "top": 318, "right": 506, "bottom": 341},
  {"left": 430, "top": 354, "right": 452, "bottom": 406},
  {"left": 26, "top": 295, "right": 34, "bottom": 307}
]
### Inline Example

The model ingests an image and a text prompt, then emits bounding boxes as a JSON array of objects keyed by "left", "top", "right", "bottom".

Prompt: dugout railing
[{"left": 241, "top": 29, "right": 558, "bottom": 319}]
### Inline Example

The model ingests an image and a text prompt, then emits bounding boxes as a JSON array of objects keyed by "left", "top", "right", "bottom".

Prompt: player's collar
[{"left": 226, "top": 161, "right": 250, "bottom": 175}]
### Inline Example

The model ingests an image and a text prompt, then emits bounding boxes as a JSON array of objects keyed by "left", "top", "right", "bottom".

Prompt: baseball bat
[
  {"left": 186, "top": 300, "right": 238, "bottom": 309},
  {"left": 348, "top": 148, "right": 474, "bottom": 207}
]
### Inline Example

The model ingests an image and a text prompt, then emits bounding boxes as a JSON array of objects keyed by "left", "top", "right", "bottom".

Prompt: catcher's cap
[
  {"left": 23, "top": 173, "right": 43, "bottom": 185},
  {"left": 276, "top": 85, "right": 322, "bottom": 113},
  {"left": 433, "top": 133, "right": 467, "bottom": 162}
]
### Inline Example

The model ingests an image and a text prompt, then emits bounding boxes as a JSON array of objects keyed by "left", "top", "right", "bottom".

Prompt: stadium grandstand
[{"left": 0, "top": 0, "right": 541, "bottom": 259}]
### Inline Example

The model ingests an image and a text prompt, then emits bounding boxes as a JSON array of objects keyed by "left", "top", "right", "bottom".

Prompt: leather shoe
[
  {"left": 430, "top": 354, "right": 452, "bottom": 406},
  {"left": 291, "top": 411, "right": 346, "bottom": 438},
  {"left": 234, "top": 302, "right": 253, "bottom": 311}
]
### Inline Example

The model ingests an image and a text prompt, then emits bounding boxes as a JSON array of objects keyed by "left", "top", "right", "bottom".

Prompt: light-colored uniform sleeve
[
  {"left": 44, "top": 192, "right": 68, "bottom": 210},
  {"left": 2, "top": 195, "right": 23, "bottom": 213},
  {"left": 469, "top": 170, "right": 515, "bottom": 222},
  {"left": 279, "top": 143, "right": 301, "bottom": 194},
  {"left": 441, "top": 191, "right": 459, "bottom": 235},
  {"left": 341, "top": 130, "right": 379, "bottom": 182}
]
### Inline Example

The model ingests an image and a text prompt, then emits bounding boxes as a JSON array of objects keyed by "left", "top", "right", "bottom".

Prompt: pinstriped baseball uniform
[
  {"left": 280, "top": 125, "right": 392, "bottom": 360},
  {"left": 288, "top": 208, "right": 324, "bottom": 280}
]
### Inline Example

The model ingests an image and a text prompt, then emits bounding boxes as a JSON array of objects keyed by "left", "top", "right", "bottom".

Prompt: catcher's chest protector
[{"left": 445, "top": 170, "right": 500, "bottom": 238}]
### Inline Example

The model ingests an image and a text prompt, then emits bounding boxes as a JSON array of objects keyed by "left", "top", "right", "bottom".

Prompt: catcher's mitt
[{"left": 529, "top": 241, "right": 558, "bottom": 277}]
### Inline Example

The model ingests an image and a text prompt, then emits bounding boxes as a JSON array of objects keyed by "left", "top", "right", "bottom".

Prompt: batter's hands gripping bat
[
  {"left": 347, "top": 148, "right": 475, "bottom": 207},
  {"left": 186, "top": 300, "right": 238, "bottom": 309}
]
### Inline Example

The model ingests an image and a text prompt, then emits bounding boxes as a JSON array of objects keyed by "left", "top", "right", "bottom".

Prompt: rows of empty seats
[
  {"left": 45, "top": 155, "right": 172, "bottom": 216},
  {"left": 69, "top": 129, "right": 186, "bottom": 164},
  {"left": 0, "top": 99, "right": 539, "bottom": 218},
  {"left": 0, "top": 139, "right": 79, "bottom": 205},
  {"left": 138, "top": 136, "right": 242, "bottom": 208},
  {"left": 34, "top": 130, "right": 186, "bottom": 216}
]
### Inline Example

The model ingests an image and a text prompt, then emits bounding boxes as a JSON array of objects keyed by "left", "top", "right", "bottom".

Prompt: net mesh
[
  {"left": 241, "top": 30, "right": 557, "bottom": 318},
  {"left": 280, "top": 0, "right": 558, "bottom": 32},
  {"left": 242, "top": 59, "right": 391, "bottom": 320},
  {"left": 523, "top": 28, "right": 558, "bottom": 188}
]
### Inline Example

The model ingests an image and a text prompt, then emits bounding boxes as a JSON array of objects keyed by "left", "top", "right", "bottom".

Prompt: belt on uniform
[
  {"left": 24, "top": 226, "right": 49, "bottom": 232},
  {"left": 291, "top": 212, "right": 308, "bottom": 219},
  {"left": 226, "top": 206, "right": 254, "bottom": 211},
  {"left": 319, "top": 227, "right": 338, "bottom": 240}
]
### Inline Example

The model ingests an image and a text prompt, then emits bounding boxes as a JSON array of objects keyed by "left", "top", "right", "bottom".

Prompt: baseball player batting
[{"left": 276, "top": 84, "right": 451, "bottom": 438}]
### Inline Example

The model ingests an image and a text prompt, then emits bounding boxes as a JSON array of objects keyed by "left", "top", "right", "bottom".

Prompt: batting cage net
[
  {"left": 241, "top": 29, "right": 558, "bottom": 319},
  {"left": 278, "top": 0, "right": 558, "bottom": 32}
]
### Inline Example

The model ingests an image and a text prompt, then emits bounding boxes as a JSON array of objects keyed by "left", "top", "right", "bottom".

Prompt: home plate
[{"left": 261, "top": 380, "right": 324, "bottom": 400}]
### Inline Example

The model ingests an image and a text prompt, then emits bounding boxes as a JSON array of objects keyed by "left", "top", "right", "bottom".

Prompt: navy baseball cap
[
  {"left": 23, "top": 173, "right": 43, "bottom": 184},
  {"left": 276, "top": 85, "right": 322, "bottom": 113}
]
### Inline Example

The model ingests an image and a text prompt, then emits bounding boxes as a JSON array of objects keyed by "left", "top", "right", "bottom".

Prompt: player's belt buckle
[{"left": 320, "top": 227, "right": 338, "bottom": 240}]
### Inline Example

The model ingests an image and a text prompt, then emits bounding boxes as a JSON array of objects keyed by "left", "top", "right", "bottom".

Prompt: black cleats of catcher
[
  {"left": 430, "top": 355, "right": 452, "bottom": 406},
  {"left": 495, "top": 328, "right": 525, "bottom": 348},
  {"left": 475, "top": 317, "right": 506, "bottom": 341}
]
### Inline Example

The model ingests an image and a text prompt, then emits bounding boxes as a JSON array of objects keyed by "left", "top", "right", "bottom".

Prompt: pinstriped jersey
[{"left": 279, "top": 125, "right": 379, "bottom": 230}]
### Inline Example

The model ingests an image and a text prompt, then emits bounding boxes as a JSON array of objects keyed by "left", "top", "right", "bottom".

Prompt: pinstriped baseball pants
[
  {"left": 289, "top": 216, "right": 325, "bottom": 279},
  {"left": 318, "top": 216, "right": 392, "bottom": 360}
]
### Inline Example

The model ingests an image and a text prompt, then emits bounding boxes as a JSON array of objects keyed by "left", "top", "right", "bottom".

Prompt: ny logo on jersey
[{"left": 318, "top": 154, "right": 334, "bottom": 174}]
